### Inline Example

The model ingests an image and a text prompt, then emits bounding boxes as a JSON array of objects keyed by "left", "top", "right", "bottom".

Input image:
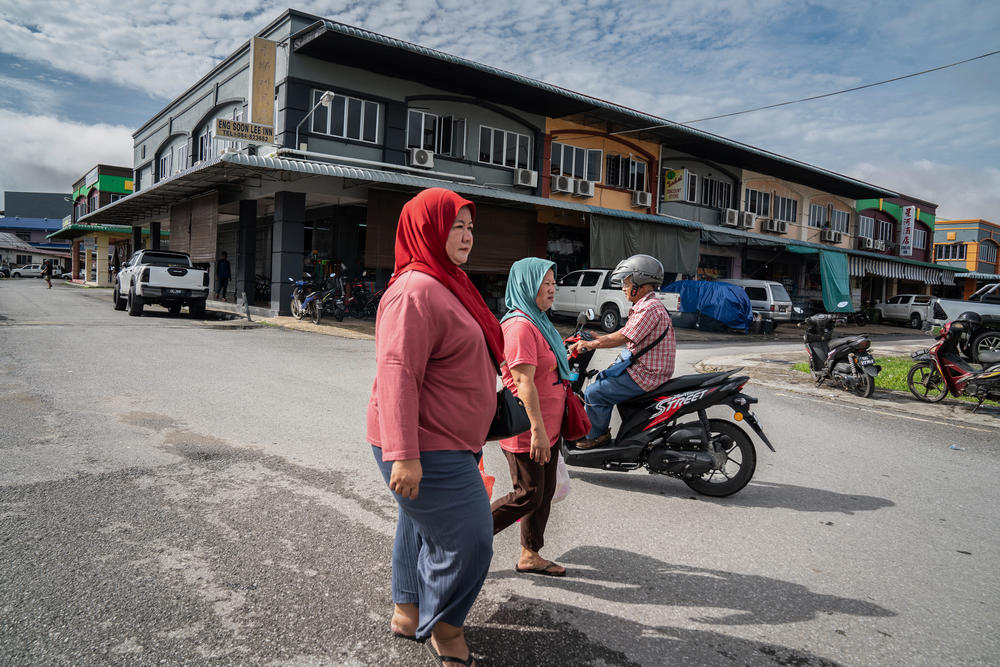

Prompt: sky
[{"left": 1, "top": 0, "right": 998, "bottom": 220}]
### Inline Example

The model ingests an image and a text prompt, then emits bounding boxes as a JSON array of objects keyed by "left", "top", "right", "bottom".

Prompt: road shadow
[
  {"left": 490, "top": 546, "right": 894, "bottom": 627},
  {"left": 467, "top": 592, "right": 849, "bottom": 666},
  {"left": 568, "top": 472, "right": 895, "bottom": 514}
]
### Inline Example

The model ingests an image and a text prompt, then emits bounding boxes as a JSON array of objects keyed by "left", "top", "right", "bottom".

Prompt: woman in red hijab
[{"left": 368, "top": 188, "right": 500, "bottom": 666}]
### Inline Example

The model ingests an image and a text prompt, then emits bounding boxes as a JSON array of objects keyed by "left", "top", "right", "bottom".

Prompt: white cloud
[{"left": 0, "top": 110, "right": 133, "bottom": 208}]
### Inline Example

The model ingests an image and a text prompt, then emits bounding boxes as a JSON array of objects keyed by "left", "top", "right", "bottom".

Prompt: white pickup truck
[
  {"left": 113, "top": 249, "right": 209, "bottom": 317},
  {"left": 552, "top": 268, "right": 679, "bottom": 332}
]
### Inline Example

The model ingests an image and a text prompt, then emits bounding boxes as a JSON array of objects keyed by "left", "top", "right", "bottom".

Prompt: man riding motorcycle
[{"left": 569, "top": 254, "right": 676, "bottom": 449}]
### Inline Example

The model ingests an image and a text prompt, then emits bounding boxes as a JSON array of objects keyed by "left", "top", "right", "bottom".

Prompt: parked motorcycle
[
  {"left": 288, "top": 273, "right": 316, "bottom": 320},
  {"left": 561, "top": 310, "right": 774, "bottom": 497},
  {"left": 799, "top": 307, "right": 881, "bottom": 398},
  {"left": 907, "top": 314, "right": 1000, "bottom": 412}
]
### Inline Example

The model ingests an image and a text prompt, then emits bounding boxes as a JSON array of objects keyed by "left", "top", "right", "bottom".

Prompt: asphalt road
[{"left": 1, "top": 278, "right": 998, "bottom": 666}]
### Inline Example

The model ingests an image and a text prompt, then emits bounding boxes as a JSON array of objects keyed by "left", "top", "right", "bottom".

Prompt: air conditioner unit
[
  {"left": 775, "top": 220, "right": 788, "bottom": 234},
  {"left": 861, "top": 237, "right": 874, "bottom": 249},
  {"left": 820, "top": 229, "right": 842, "bottom": 243},
  {"left": 873, "top": 239, "right": 886, "bottom": 251},
  {"left": 551, "top": 174, "right": 574, "bottom": 194},
  {"left": 573, "top": 179, "right": 595, "bottom": 197},
  {"left": 722, "top": 209, "right": 739, "bottom": 227},
  {"left": 739, "top": 211, "right": 756, "bottom": 228},
  {"left": 514, "top": 168, "right": 538, "bottom": 188},
  {"left": 631, "top": 190, "right": 652, "bottom": 208},
  {"left": 409, "top": 148, "right": 434, "bottom": 169},
  {"left": 761, "top": 218, "right": 776, "bottom": 232}
]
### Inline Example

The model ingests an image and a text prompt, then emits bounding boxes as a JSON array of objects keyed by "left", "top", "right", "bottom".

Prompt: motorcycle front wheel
[
  {"left": 291, "top": 297, "right": 304, "bottom": 320},
  {"left": 907, "top": 362, "right": 947, "bottom": 402},
  {"left": 684, "top": 420, "right": 757, "bottom": 497},
  {"left": 310, "top": 301, "right": 322, "bottom": 325}
]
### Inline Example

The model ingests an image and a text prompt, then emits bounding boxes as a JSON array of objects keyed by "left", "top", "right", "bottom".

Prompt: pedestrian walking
[
  {"left": 491, "top": 257, "right": 569, "bottom": 577},
  {"left": 367, "top": 187, "right": 502, "bottom": 667},
  {"left": 41, "top": 260, "right": 53, "bottom": 289},
  {"left": 214, "top": 251, "right": 231, "bottom": 301}
]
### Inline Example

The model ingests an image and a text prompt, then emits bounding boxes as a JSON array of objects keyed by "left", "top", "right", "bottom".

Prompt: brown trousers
[{"left": 490, "top": 447, "right": 559, "bottom": 553}]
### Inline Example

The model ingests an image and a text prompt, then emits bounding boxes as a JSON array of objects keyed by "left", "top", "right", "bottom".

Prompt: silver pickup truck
[
  {"left": 113, "top": 250, "right": 209, "bottom": 317},
  {"left": 873, "top": 294, "right": 939, "bottom": 329}
]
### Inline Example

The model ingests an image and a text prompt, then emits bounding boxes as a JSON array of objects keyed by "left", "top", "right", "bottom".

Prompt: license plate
[
  {"left": 859, "top": 354, "right": 875, "bottom": 366},
  {"left": 779, "top": 306, "right": 788, "bottom": 312},
  {"left": 165, "top": 288, "right": 183, "bottom": 296}
]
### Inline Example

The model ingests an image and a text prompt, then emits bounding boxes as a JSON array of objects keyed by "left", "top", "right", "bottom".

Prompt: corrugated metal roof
[
  {"left": 0, "top": 232, "right": 36, "bottom": 251},
  {"left": 959, "top": 272, "right": 1000, "bottom": 280}
]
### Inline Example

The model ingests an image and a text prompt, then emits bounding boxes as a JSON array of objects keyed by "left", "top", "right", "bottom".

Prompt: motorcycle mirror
[
  {"left": 586, "top": 308, "right": 595, "bottom": 320},
  {"left": 576, "top": 311, "right": 589, "bottom": 327}
]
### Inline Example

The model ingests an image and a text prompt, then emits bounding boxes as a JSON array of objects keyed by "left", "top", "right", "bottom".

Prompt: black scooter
[
  {"left": 561, "top": 311, "right": 774, "bottom": 497},
  {"left": 800, "top": 311, "right": 880, "bottom": 398}
]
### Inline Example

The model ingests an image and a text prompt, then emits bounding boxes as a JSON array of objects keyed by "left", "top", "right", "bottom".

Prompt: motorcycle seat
[
  {"left": 829, "top": 335, "right": 866, "bottom": 349},
  {"left": 621, "top": 370, "right": 736, "bottom": 407}
]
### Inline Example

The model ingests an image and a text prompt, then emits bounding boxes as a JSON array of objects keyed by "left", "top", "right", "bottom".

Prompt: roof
[
  {"left": 0, "top": 217, "right": 65, "bottom": 230},
  {"left": 0, "top": 232, "right": 36, "bottom": 251},
  {"left": 958, "top": 272, "right": 1000, "bottom": 281},
  {"left": 292, "top": 19, "right": 902, "bottom": 201}
]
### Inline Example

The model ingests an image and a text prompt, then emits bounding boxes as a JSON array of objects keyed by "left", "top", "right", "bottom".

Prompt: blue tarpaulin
[{"left": 662, "top": 280, "right": 754, "bottom": 331}]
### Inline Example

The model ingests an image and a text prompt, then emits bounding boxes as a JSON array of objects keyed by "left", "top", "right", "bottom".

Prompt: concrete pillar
[
  {"left": 271, "top": 191, "right": 305, "bottom": 315},
  {"left": 150, "top": 222, "right": 161, "bottom": 250},
  {"left": 238, "top": 200, "right": 257, "bottom": 304},
  {"left": 132, "top": 225, "right": 143, "bottom": 252},
  {"left": 71, "top": 240, "right": 81, "bottom": 280},
  {"left": 96, "top": 236, "right": 111, "bottom": 287},
  {"left": 84, "top": 242, "right": 93, "bottom": 285}
]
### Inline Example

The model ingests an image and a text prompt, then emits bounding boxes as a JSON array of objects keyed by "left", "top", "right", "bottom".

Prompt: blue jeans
[
  {"left": 583, "top": 370, "right": 643, "bottom": 439},
  {"left": 372, "top": 446, "right": 493, "bottom": 640}
]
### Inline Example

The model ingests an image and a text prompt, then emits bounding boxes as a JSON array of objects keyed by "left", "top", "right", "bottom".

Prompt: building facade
[
  {"left": 933, "top": 219, "right": 1000, "bottom": 298},
  {"left": 74, "top": 9, "right": 961, "bottom": 316}
]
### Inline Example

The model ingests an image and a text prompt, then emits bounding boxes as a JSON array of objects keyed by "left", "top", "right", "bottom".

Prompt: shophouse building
[
  {"left": 933, "top": 219, "right": 1000, "bottom": 298},
  {"left": 74, "top": 8, "right": 961, "bottom": 316}
]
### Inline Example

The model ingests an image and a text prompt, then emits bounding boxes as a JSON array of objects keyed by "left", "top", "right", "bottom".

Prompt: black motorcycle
[
  {"left": 800, "top": 312, "right": 880, "bottom": 398},
  {"left": 562, "top": 312, "right": 774, "bottom": 497}
]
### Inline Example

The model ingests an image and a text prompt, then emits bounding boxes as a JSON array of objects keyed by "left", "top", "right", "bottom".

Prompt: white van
[{"left": 721, "top": 279, "right": 794, "bottom": 325}]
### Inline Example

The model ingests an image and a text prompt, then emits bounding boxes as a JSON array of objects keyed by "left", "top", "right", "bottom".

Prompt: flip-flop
[
  {"left": 515, "top": 561, "right": 566, "bottom": 577},
  {"left": 424, "top": 640, "right": 476, "bottom": 666}
]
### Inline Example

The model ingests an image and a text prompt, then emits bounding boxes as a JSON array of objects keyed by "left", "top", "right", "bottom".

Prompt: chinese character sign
[{"left": 900, "top": 206, "right": 915, "bottom": 257}]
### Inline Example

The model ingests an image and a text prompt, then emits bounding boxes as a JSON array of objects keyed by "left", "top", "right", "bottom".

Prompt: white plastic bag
[{"left": 552, "top": 455, "right": 570, "bottom": 504}]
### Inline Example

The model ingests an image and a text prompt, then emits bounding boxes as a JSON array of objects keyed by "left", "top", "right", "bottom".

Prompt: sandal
[
  {"left": 515, "top": 560, "right": 566, "bottom": 577},
  {"left": 424, "top": 640, "right": 476, "bottom": 666}
]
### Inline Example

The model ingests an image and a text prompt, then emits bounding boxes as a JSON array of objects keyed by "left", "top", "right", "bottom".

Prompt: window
[
  {"left": 887, "top": 296, "right": 903, "bottom": 305},
  {"left": 407, "top": 110, "right": 466, "bottom": 157},
  {"left": 579, "top": 272, "right": 600, "bottom": 287},
  {"left": 89, "top": 190, "right": 99, "bottom": 212},
  {"left": 773, "top": 195, "right": 797, "bottom": 223},
  {"left": 477, "top": 126, "right": 531, "bottom": 169},
  {"left": 311, "top": 90, "right": 379, "bottom": 144},
  {"left": 15, "top": 231, "right": 31, "bottom": 241},
  {"left": 745, "top": 286, "right": 767, "bottom": 301},
  {"left": 808, "top": 204, "right": 827, "bottom": 228},
  {"left": 559, "top": 271, "right": 583, "bottom": 287},
  {"left": 16, "top": 254, "right": 31, "bottom": 265},
  {"left": 981, "top": 241, "right": 998, "bottom": 264},
  {"left": 197, "top": 126, "right": 213, "bottom": 163},
  {"left": 605, "top": 155, "right": 647, "bottom": 191},
  {"left": 913, "top": 228, "right": 927, "bottom": 250},
  {"left": 858, "top": 215, "right": 874, "bottom": 238},
  {"left": 686, "top": 173, "right": 698, "bottom": 202},
  {"left": 744, "top": 188, "right": 770, "bottom": 216},
  {"left": 173, "top": 143, "right": 188, "bottom": 174},
  {"left": 830, "top": 209, "right": 850, "bottom": 233},
  {"left": 701, "top": 177, "right": 732, "bottom": 208},
  {"left": 878, "top": 219, "right": 893, "bottom": 241},
  {"left": 550, "top": 141, "right": 598, "bottom": 180},
  {"left": 935, "top": 244, "right": 966, "bottom": 261},
  {"left": 109, "top": 194, "right": 124, "bottom": 203},
  {"left": 156, "top": 149, "right": 171, "bottom": 182}
]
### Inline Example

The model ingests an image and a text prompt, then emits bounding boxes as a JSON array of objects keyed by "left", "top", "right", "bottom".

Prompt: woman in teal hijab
[{"left": 491, "top": 257, "right": 570, "bottom": 577}]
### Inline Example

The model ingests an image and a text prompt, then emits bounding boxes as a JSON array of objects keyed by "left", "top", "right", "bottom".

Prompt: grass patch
[{"left": 793, "top": 355, "right": 999, "bottom": 406}]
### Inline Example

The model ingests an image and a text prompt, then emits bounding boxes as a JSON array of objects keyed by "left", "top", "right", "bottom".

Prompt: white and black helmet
[{"left": 609, "top": 254, "right": 664, "bottom": 289}]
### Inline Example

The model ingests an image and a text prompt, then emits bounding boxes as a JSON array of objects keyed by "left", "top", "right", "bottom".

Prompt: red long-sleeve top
[{"left": 367, "top": 271, "right": 497, "bottom": 461}]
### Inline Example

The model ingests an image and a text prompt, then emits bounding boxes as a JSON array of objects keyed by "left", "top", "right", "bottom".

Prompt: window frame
[
  {"left": 701, "top": 176, "right": 732, "bottom": 209},
  {"left": 979, "top": 240, "right": 997, "bottom": 264},
  {"left": 808, "top": 204, "right": 827, "bottom": 229},
  {"left": 744, "top": 188, "right": 771, "bottom": 216},
  {"left": 550, "top": 141, "right": 599, "bottom": 181},
  {"left": 858, "top": 215, "right": 875, "bottom": 239},
  {"left": 311, "top": 89, "right": 380, "bottom": 145},
  {"left": 830, "top": 209, "right": 850, "bottom": 233},
  {"left": 878, "top": 219, "right": 893, "bottom": 241},
  {"left": 773, "top": 194, "right": 797, "bottom": 223},
  {"left": 605, "top": 154, "right": 647, "bottom": 191},
  {"left": 480, "top": 125, "right": 531, "bottom": 169},
  {"left": 935, "top": 243, "right": 966, "bottom": 261},
  {"left": 913, "top": 228, "right": 927, "bottom": 250}
]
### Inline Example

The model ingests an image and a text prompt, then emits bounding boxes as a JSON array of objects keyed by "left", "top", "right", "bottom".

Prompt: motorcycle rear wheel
[
  {"left": 684, "top": 420, "right": 757, "bottom": 497},
  {"left": 852, "top": 370, "right": 875, "bottom": 398},
  {"left": 907, "top": 362, "right": 947, "bottom": 402},
  {"left": 310, "top": 301, "right": 322, "bottom": 325}
]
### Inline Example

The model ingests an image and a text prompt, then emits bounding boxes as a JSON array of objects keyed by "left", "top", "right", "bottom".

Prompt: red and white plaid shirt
[{"left": 620, "top": 292, "right": 676, "bottom": 391}]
